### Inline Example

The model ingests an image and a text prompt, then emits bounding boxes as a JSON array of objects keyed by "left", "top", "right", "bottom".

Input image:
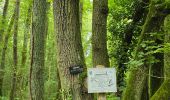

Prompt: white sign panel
[{"left": 88, "top": 68, "right": 117, "bottom": 93}]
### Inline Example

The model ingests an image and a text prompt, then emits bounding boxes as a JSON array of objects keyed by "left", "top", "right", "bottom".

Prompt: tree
[
  {"left": 92, "top": 0, "right": 109, "bottom": 99},
  {"left": 0, "top": 12, "right": 15, "bottom": 98},
  {"left": 0, "top": 0, "right": 10, "bottom": 96},
  {"left": 9, "top": 0, "right": 20, "bottom": 99},
  {"left": 29, "top": 0, "right": 47, "bottom": 99},
  {"left": 92, "top": 0, "right": 109, "bottom": 67},
  {"left": 21, "top": 2, "right": 32, "bottom": 71},
  {"left": 53, "top": 0, "right": 85, "bottom": 99},
  {"left": 122, "top": 0, "right": 169, "bottom": 99},
  {"left": 116, "top": 0, "right": 149, "bottom": 96},
  {"left": 0, "top": 0, "right": 9, "bottom": 43},
  {"left": 151, "top": 14, "right": 170, "bottom": 100},
  {"left": 122, "top": 1, "right": 155, "bottom": 100},
  {"left": 18, "top": 2, "right": 32, "bottom": 99}
]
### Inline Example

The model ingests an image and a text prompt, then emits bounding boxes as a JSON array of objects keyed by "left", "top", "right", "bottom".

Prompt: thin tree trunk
[
  {"left": 0, "top": 13, "right": 15, "bottom": 97},
  {"left": 21, "top": 3, "right": 32, "bottom": 68},
  {"left": 29, "top": 0, "right": 47, "bottom": 99},
  {"left": 18, "top": 3, "right": 32, "bottom": 99},
  {"left": 0, "top": 0, "right": 9, "bottom": 96},
  {"left": 9, "top": 0, "right": 20, "bottom": 99},
  {"left": 53, "top": 0, "right": 84, "bottom": 99},
  {"left": 0, "top": 0, "right": 9, "bottom": 43}
]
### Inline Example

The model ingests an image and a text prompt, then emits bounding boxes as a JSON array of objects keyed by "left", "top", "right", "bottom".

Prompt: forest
[{"left": 0, "top": 0, "right": 170, "bottom": 100}]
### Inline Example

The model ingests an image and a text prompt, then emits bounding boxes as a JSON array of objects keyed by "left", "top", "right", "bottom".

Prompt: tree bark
[
  {"left": 9, "top": 0, "right": 20, "bottom": 99},
  {"left": 92, "top": 0, "right": 109, "bottom": 67},
  {"left": 53, "top": 0, "right": 86, "bottom": 99},
  {"left": 29, "top": 0, "right": 47, "bottom": 99},
  {"left": 92, "top": 0, "right": 109, "bottom": 99},
  {"left": 79, "top": 0, "right": 83, "bottom": 32},
  {"left": 122, "top": 66, "right": 148, "bottom": 100}
]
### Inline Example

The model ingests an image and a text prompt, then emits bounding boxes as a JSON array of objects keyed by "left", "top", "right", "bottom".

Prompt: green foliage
[
  {"left": 154, "top": 43, "right": 170, "bottom": 53},
  {"left": 45, "top": 80, "right": 58, "bottom": 99},
  {"left": 60, "top": 89, "right": 72, "bottom": 100},
  {"left": 47, "top": 0, "right": 53, "bottom": 3},
  {"left": 128, "top": 58, "right": 144, "bottom": 69},
  {"left": 107, "top": 0, "right": 135, "bottom": 58},
  {"left": 0, "top": 96, "right": 8, "bottom": 100},
  {"left": 82, "top": 0, "right": 93, "bottom": 67},
  {"left": 107, "top": 93, "right": 120, "bottom": 100},
  {"left": 127, "top": 37, "right": 163, "bottom": 70}
]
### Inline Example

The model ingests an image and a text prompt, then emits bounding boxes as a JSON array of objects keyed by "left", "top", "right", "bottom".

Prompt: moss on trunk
[
  {"left": 122, "top": 66, "right": 148, "bottom": 100},
  {"left": 151, "top": 80, "right": 170, "bottom": 100}
]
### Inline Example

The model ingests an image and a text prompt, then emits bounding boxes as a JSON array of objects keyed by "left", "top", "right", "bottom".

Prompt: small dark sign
[{"left": 69, "top": 65, "right": 83, "bottom": 75}]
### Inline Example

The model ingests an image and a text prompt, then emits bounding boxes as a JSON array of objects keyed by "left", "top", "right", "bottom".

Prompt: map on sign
[{"left": 88, "top": 68, "right": 117, "bottom": 93}]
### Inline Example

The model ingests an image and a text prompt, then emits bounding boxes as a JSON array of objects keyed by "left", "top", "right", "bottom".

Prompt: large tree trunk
[
  {"left": 92, "top": 0, "right": 109, "bottom": 67},
  {"left": 0, "top": 13, "right": 15, "bottom": 97},
  {"left": 29, "top": 0, "right": 47, "bottom": 99},
  {"left": 9, "top": 0, "right": 20, "bottom": 99},
  {"left": 151, "top": 14, "right": 170, "bottom": 100},
  {"left": 53, "top": 0, "right": 85, "bottom": 99}
]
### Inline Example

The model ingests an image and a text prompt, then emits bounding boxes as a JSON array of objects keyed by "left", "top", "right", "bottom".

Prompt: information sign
[{"left": 88, "top": 68, "right": 117, "bottom": 93}]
